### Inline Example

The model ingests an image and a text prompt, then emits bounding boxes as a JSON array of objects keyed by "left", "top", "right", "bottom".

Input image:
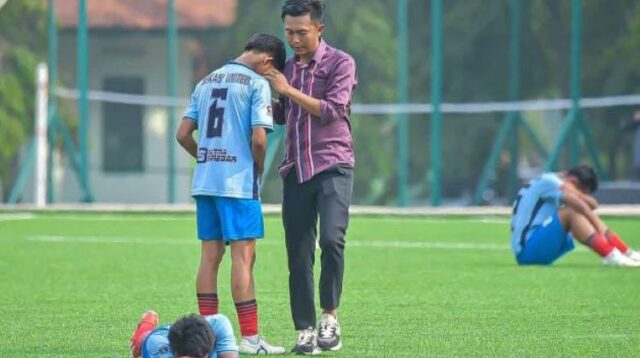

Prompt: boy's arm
[
  {"left": 562, "top": 183, "right": 599, "bottom": 210},
  {"left": 176, "top": 118, "right": 198, "bottom": 158},
  {"left": 563, "top": 192, "right": 607, "bottom": 233},
  {"left": 252, "top": 127, "right": 267, "bottom": 178}
]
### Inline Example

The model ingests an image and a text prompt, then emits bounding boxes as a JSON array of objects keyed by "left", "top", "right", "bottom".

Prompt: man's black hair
[
  {"left": 244, "top": 33, "right": 286, "bottom": 72},
  {"left": 281, "top": 0, "right": 324, "bottom": 22},
  {"left": 168, "top": 314, "right": 215, "bottom": 357},
  {"left": 567, "top": 164, "right": 599, "bottom": 193}
]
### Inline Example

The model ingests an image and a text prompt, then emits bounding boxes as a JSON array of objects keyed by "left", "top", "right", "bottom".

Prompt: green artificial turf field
[{"left": 1, "top": 212, "right": 639, "bottom": 357}]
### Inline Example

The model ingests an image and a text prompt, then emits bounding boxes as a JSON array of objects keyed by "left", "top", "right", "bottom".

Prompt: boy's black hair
[
  {"left": 244, "top": 33, "right": 286, "bottom": 72},
  {"left": 168, "top": 314, "right": 216, "bottom": 357},
  {"left": 567, "top": 164, "right": 599, "bottom": 193},
  {"left": 281, "top": 0, "right": 325, "bottom": 22}
]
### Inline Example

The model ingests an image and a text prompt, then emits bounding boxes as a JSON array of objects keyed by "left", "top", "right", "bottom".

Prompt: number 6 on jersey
[{"left": 207, "top": 88, "right": 228, "bottom": 138}]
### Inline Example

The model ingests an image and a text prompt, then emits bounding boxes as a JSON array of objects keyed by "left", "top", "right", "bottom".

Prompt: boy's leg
[
  {"left": 558, "top": 207, "right": 614, "bottom": 257},
  {"left": 220, "top": 197, "right": 284, "bottom": 354},
  {"left": 195, "top": 196, "right": 225, "bottom": 316},
  {"left": 130, "top": 310, "right": 159, "bottom": 357},
  {"left": 572, "top": 206, "right": 640, "bottom": 260},
  {"left": 197, "top": 241, "right": 225, "bottom": 315},
  {"left": 230, "top": 240, "right": 258, "bottom": 337},
  {"left": 605, "top": 230, "right": 629, "bottom": 253},
  {"left": 560, "top": 208, "right": 640, "bottom": 267},
  {"left": 605, "top": 230, "right": 640, "bottom": 261},
  {"left": 231, "top": 240, "right": 285, "bottom": 354}
]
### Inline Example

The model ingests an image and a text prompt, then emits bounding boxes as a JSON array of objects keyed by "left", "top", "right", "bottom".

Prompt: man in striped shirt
[
  {"left": 264, "top": 0, "right": 357, "bottom": 354},
  {"left": 511, "top": 165, "right": 640, "bottom": 267}
]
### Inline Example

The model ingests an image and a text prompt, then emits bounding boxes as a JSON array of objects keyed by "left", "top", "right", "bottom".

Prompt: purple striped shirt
[{"left": 275, "top": 39, "right": 358, "bottom": 183}]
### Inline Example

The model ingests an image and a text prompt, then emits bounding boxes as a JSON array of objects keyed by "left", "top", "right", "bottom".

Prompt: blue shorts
[
  {"left": 517, "top": 213, "right": 575, "bottom": 265},
  {"left": 195, "top": 196, "right": 264, "bottom": 241}
]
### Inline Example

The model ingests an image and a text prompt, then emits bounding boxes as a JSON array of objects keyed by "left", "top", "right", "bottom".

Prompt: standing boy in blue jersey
[
  {"left": 511, "top": 165, "right": 640, "bottom": 267},
  {"left": 176, "top": 33, "right": 287, "bottom": 355},
  {"left": 130, "top": 310, "right": 238, "bottom": 358}
]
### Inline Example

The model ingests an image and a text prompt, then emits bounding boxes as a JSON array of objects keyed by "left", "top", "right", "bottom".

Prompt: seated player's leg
[
  {"left": 195, "top": 195, "right": 226, "bottom": 316},
  {"left": 559, "top": 207, "right": 640, "bottom": 267},
  {"left": 517, "top": 213, "right": 574, "bottom": 265},
  {"left": 130, "top": 310, "right": 159, "bottom": 357},
  {"left": 558, "top": 207, "right": 600, "bottom": 244},
  {"left": 605, "top": 230, "right": 640, "bottom": 261},
  {"left": 559, "top": 206, "right": 614, "bottom": 258},
  {"left": 217, "top": 197, "right": 284, "bottom": 355}
]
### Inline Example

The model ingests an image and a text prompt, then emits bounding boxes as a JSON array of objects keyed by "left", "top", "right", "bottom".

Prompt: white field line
[
  {"left": 25, "top": 235, "right": 587, "bottom": 252},
  {"left": 26, "top": 236, "right": 188, "bottom": 244},
  {"left": 0, "top": 213, "right": 36, "bottom": 222},
  {"left": 21, "top": 215, "right": 194, "bottom": 222},
  {"left": 4, "top": 204, "right": 640, "bottom": 216},
  {"left": 7, "top": 214, "right": 509, "bottom": 224}
]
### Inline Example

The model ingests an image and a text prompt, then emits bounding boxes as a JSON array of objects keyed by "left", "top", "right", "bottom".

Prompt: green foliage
[
  {"left": 2, "top": 213, "right": 640, "bottom": 356},
  {"left": 6, "top": 0, "right": 640, "bottom": 203},
  {"left": 0, "top": 0, "right": 46, "bottom": 197},
  {"left": 324, "top": 1, "right": 397, "bottom": 203}
]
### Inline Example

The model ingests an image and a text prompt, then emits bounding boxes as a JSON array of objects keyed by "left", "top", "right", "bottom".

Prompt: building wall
[{"left": 54, "top": 32, "right": 196, "bottom": 203}]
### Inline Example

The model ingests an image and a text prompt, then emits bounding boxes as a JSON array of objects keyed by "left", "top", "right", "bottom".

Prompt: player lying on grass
[
  {"left": 130, "top": 310, "right": 238, "bottom": 358},
  {"left": 511, "top": 164, "right": 640, "bottom": 267}
]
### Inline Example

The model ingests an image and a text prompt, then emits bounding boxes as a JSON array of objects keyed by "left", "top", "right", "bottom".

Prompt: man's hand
[
  {"left": 265, "top": 69, "right": 322, "bottom": 117},
  {"left": 264, "top": 69, "right": 290, "bottom": 96}
]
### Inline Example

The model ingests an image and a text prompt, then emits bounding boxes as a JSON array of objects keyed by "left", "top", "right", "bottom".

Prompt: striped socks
[
  {"left": 198, "top": 294, "right": 260, "bottom": 337},
  {"left": 605, "top": 230, "right": 630, "bottom": 254},
  {"left": 585, "top": 233, "right": 615, "bottom": 257},
  {"left": 235, "top": 299, "right": 259, "bottom": 337},
  {"left": 197, "top": 293, "right": 219, "bottom": 316}
]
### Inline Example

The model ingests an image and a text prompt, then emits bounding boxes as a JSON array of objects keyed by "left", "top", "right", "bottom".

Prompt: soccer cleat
[
  {"left": 291, "top": 327, "right": 321, "bottom": 355},
  {"left": 625, "top": 249, "right": 640, "bottom": 262},
  {"left": 130, "top": 310, "right": 159, "bottom": 357},
  {"left": 238, "top": 335, "right": 286, "bottom": 355},
  {"left": 602, "top": 249, "right": 640, "bottom": 267},
  {"left": 317, "top": 314, "right": 342, "bottom": 352}
]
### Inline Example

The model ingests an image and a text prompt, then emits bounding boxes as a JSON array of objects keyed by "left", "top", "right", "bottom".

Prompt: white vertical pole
[{"left": 35, "top": 63, "right": 49, "bottom": 207}]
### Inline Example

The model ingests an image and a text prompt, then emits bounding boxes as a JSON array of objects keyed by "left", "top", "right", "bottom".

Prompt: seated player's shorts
[
  {"left": 516, "top": 213, "right": 575, "bottom": 265},
  {"left": 194, "top": 195, "right": 264, "bottom": 242}
]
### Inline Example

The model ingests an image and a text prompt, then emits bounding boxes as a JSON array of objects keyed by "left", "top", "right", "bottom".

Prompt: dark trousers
[{"left": 283, "top": 166, "right": 353, "bottom": 330}]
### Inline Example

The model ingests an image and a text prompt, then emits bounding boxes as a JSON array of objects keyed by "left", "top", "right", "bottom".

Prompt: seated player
[
  {"left": 130, "top": 310, "right": 239, "bottom": 358},
  {"left": 510, "top": 164, "right": 640, "bottom": 267}
]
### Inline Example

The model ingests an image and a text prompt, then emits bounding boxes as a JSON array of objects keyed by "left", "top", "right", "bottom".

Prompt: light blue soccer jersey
[
  {"left": 184, "top": 61, "right": 273, "bottom": 200},
  {"left": 510, "top": 173, "right": 565, "bottom": 255},
  {"left": 141, "top": 314, "right": 238, "bottom": 358}
]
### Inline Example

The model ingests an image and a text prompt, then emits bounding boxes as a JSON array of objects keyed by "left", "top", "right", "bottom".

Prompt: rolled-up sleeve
[{"left": 319, "top": 56, "right": 357, "bottom": 124}]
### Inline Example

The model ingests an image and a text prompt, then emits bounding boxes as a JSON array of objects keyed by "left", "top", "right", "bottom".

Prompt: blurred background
[{"left": 2, "top": 0, "right": 640, "bottom": 207}]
